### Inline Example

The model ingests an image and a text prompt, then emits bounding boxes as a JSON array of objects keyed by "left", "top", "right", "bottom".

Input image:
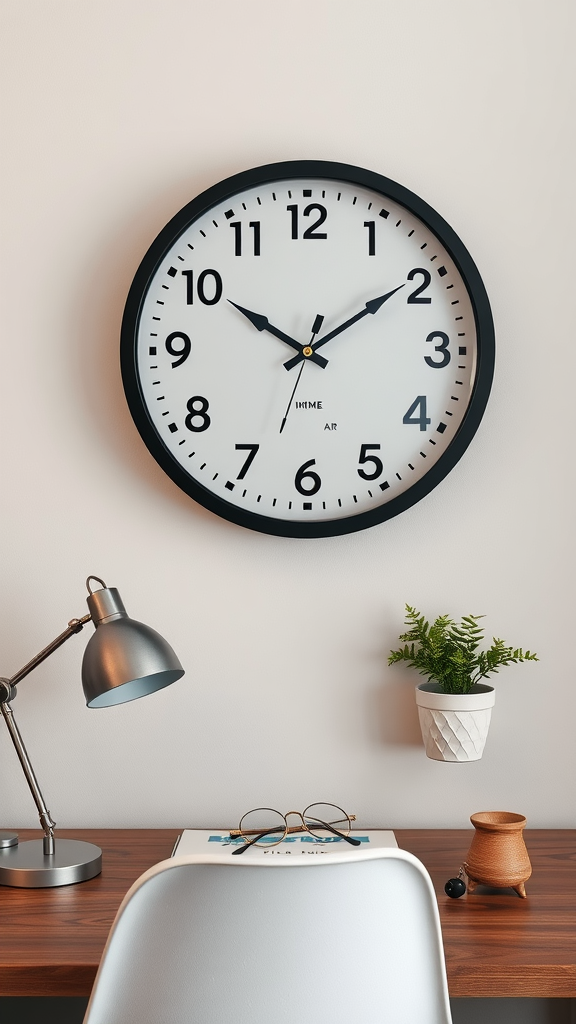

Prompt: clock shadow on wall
[{"left": 120, "top": 161, "right": 495, "bottom": 539}]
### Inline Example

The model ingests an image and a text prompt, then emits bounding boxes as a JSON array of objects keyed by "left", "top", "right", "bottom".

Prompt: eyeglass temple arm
[{"left": 231, "top": 825, "right": 286, "bottom": 855}]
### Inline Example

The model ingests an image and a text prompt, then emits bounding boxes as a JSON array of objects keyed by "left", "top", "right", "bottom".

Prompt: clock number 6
[
  {"left": 185, "top": 396, "right": 211, "bottom": 432},
  {"left": 295, "top": 459, "right": 321, "bottom": 495},
  {"left": 357, "top": 444, "right": 383, "bottom": 480}
]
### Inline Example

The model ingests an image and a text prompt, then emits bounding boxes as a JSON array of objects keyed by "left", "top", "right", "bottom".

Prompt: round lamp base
[{"left": 0, "top": 838, "right": 102, "bottom": 887}]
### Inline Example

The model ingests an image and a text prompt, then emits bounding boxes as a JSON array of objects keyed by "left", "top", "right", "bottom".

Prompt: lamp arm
[
  {"left": 7, "top": 613, "right": 92, "bottom": 687},
  {"left": 0, "top": 611, "right": 92, "bottom": 856},
  {"left": 0, "top": 699, "right": 56, "bottom": 853}
]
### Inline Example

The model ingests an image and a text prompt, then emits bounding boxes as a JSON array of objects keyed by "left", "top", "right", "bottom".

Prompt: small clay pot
[{"left": 464, "top": 811, "right": 532, "bottom": 898}]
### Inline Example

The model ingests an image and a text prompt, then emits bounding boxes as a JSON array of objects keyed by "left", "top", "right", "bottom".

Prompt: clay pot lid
[{"left": 471, "top": 811, "right": 527, "bottom": 830}]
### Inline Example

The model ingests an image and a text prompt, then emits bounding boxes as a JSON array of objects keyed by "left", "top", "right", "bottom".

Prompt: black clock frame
[{"left": 121, "top": 160, "right": 495, "bottom": 538}]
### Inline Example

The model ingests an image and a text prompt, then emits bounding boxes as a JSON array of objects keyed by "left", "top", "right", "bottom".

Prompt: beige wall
[{"left": 1, "top": 0, "right": 574, "bottom": 830}]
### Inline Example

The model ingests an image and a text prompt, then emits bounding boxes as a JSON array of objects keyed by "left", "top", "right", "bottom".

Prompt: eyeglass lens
[{"left": 303, "top": 803, "right": 352, "bottom": 838}]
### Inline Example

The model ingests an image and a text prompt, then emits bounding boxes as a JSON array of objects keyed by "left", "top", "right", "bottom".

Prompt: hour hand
[{"left": 228, "top": 301, "right": 328, "bottom": 369}]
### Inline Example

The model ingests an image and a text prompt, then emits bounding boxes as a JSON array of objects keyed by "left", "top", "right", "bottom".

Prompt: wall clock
[{"left": 121, "top": 160, "right": 494, "bottom": 538}]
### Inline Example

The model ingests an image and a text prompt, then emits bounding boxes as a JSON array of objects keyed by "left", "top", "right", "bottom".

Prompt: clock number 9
[
  {"left": 165, "top": 331, "right": 191, "bottom": 368},
  {"left": 295, "top": 459, "right": 321, "bottom": 495},
  {"left": 424, "top": 331, "right": 450, "bottom": 368},
  {"left": 185, "top": 396, "right": 211, "bottom": 432}
]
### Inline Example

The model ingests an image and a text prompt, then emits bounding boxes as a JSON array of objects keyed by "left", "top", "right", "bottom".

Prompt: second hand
[{"left": 279, "top": 314, "right": 324, "bottom": 434}]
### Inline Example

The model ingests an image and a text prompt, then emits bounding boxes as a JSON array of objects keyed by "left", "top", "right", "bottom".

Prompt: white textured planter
[{"left": 415, "top": 682, "right": 496, "bottom": 762}]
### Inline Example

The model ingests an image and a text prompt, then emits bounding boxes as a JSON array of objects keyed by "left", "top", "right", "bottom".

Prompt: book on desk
[{"left": 172, "top": 829, "right": 397, "bottom": 858}]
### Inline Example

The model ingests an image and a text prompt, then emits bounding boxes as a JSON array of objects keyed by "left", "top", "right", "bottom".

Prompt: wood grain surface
[{"left": 0, "top": 828, "right": 574, "bottom": 998}]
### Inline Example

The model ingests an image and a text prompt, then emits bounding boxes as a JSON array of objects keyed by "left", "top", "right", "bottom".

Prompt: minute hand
[{"left": 283, "top": 284, "right": 405, "bottom": 371}]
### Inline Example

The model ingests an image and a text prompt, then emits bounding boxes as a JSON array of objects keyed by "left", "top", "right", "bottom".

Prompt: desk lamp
[{"left": 0, "top": 576, "right": 184, "bottom": 887}]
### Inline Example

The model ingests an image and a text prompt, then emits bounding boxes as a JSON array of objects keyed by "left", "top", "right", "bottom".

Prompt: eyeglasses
[{"left": 229, "top": 802, "right": 361, "bottom": 855}]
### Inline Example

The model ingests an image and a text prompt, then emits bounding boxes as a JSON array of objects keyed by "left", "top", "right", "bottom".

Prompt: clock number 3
[{"left": 424, "top": 331, "right": 451, "bottom": 368}]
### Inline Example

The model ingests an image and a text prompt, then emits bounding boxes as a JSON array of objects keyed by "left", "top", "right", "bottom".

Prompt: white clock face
[{"left": 122, "top": 162, "right": 494, "bottom": 537}]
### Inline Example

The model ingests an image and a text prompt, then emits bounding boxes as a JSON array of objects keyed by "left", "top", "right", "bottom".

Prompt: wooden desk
[{"left": 0, "top": 829, "right": 574, "bottom": 999}]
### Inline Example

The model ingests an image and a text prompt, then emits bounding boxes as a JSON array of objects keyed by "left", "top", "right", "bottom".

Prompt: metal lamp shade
[{"left": 81, "top": 587, "right": 184, "bottom": 708}]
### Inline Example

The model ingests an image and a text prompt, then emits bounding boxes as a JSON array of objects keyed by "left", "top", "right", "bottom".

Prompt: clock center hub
[{"left": 302, "top": 346, "right": 313, "bottom": 357}]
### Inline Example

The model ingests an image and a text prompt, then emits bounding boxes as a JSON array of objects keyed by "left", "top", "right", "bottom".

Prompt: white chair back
[{"left": 84, "top": 847, "right": 452, "bottom": 1024}]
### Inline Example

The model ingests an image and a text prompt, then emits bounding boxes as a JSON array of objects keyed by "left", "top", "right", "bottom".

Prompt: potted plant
[{"left": 388, "top": 606, "right": 538, "bottom": 762}]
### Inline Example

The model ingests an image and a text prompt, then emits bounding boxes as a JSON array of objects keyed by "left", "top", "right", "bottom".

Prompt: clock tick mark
[
  {"left": 243, "top": 489, "right": 247, "bottom": 497},
  {"left": 353, "top": 495, "right": 358, "bottom": 503},
  {"left": 459, "top": 346, "right": 467, "bottom": 355},
  {"left": 367, "top": 202, "right": 372, "bottom": 210},
  {"left": 379, "top": 209, "right": 389, "bottom": 219},
  {"left": 337, "top": 499, "right": 342, "bottom": 507},
  {"left": 352, "top": 196, "right": 357, "bottom": 205},
  {"left": 455, "top": 380, "right": 463, "bottom": 385},
  {"left": 156, "top": 300, "right": 164, "bottom": 305},
  {"left": 225, "top": 481, "right": 235, "bottom": 491},
  {"left": 450, "top": 396, "right": 459, "bottom": 401},
  {"left": 408, "top": 464, "right": 415, "bottom": 471},
  {"left": 455, "top": 316, "right": 463, "bottom": 321},
  {"left": 161, "top": 411, "right": 169, "bottom": 417},
  {"left": 212, "top": 473, "right": 218, "bottom": 480},
  {"left": 429, "top": 439, "right": 437, "bottom": 445},
  {"left": 212, "top": 220, "right": 218, "bottom": 227},
  {"left": 178, "top": 440, "right": 185, "bottom": 446},
  {"left": 225, "top": 209, "right": 234, "bottom": 219},
  {"left": 156, "top": 396, "right": 165, "bottom": 401},
  {"left": 408, "top": 229, "right": 414, "bottom": 236},
  {"left": 287, "top": 191, "right": 292, "bottom": 199},
  {"left": 188, "top": 452, "right": 195, "bottom": 457},
  {"left": 242, "top": 202, "right": 247, "bottom": 209},
  {"left": 445, "top": 410, "right": 453, "bottom": 416},
  {"left": 149, "top": 346, "right": 157, "bottom": 355},
  {"left": 177, "top": 255, "right": 185, "bottom": 261},
  {"left": 168, "top": 422, "right": 177, "bottom": 432},
  {"left": 420, "top": 452, "right": 426, "bottom": 458},
  {"left": 288, "top": 501, "right": 292, "bottom": 509},
  {"left": 272, "top": 193, "right": 277, "bottom": 201},
  {"left": 420, "top": 243, "right": 427, "bottom": 249},
  {"left": 303, "top": 502, "right": 312, "bottom": 510},
  {"left": 152, "top": 316, "right": 161, "bottom": 321},
  {"left": 272, "top": 498, "right": 277, "bottom": 506},
  {"left": 446, "top": 283, "right": 454, "bottom": 289},
  {"left": 149, "top": 365, "right": 158, "bottom": 369},
  {"left": 451, "top": 300, "right": 460, "bottom": 305},
  {"left": 396, "top": 473, "right": 402, "bottom": 480},
  {"left": 395, "top": 220, "right": 401, "bottom": 227},
  {"left": 303, "top": 189, "right": 312, "bottom": 197},
  {"left": 199, "top": 230, "right": 206, "bottom": 237},
  {"left": 187, "top": 244, "right": 194, "bottom": 250},
  {"left": 321, "top": 190, "right": 325, "bottom": 198},
  {"left": 167, "top": 267, "right": 177, "bottom": 277},
  {"left": 162, "top": 285, "right": 169, "bottom": 290},
  {"left": 438, "top": 266, "right": 447, "bottom": 277},
  {"left": 256, "top": 197, "right": 261, "bottom": 205},
  {"left": 429, "top": 255, "right": 437, "bottom": 261},
  {"left": 437, "top": 422, "right": 447, "bottom": 433},
  {"left": 458, "top": 364, "right": 466, "bottom": 369},
  {"left": 200, "top": 463, "right": 206, "bottom": 470}
]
